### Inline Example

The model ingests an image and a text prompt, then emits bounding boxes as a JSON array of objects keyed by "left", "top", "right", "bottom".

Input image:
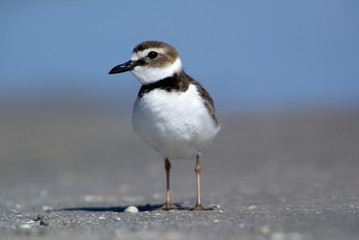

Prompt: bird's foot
[
  {"left": 153, "top": 202, "right": 191, "bottom": 211},
  {"left": 190, "top": 204, "right": 212, "bottom": 211},
  {"left": 155, "top": 202, "right": 179, "bottom": 210}
]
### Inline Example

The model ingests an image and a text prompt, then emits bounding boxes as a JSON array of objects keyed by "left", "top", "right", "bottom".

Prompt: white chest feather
[{"left": 132, "top": 84, "right": 219, "bottom": 159}]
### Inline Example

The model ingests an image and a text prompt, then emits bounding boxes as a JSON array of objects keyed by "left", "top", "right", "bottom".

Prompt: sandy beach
[{"left": 0, "top": 106, "right": 358, "bottom": 239}]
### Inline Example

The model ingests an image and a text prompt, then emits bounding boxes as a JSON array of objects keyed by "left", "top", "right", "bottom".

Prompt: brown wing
[{"left": 188, "top": 75, "right": 218, "bottom": 125}]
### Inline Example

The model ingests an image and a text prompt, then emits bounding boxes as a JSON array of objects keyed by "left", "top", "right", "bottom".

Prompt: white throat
[{"left": 130, "top": 57, "right": 183, "bottom": 85}]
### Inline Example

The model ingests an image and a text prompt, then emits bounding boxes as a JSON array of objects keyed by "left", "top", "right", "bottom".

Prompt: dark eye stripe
[{"left": 133, "top": 58, "right": 146, "bottom": 66}]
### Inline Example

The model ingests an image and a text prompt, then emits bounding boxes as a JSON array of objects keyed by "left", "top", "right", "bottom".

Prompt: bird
[{"left": 109, "top": 41, "right": 220, "bottom": 210}]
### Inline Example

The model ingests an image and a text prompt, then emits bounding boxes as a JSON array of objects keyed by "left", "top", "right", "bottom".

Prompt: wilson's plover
[{"left": 109, "top": 41, "right": 220, "bottom": 210}]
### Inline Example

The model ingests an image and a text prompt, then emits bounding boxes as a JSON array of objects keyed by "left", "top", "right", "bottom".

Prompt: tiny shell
[{"left": 124, "top": 206, "right": 139, "bottom": 213}]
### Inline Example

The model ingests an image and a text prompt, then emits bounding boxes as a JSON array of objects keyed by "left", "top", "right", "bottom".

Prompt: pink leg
[
  {"left": 193, "top": 155, "right": 206, "bottom": 210},
  {"left": 157, "top": 158, "right": 177, "bottom": 210}
]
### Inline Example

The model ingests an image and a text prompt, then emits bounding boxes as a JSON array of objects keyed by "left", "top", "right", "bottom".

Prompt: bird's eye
[{"left": 147, "top": 51, "right": 158, "bottom": 59}]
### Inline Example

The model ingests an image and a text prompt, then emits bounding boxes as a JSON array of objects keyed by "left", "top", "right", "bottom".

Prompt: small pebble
[
  {"left": 248, "top": 205, "right": 258, "bottom": 210},
  {"left": 35, "top": 215, "right": 49, "bottom": 226},
  {"left": 124, "top": 206, "right": 139, "bottom": 213},
  {"left": 98, "top": 216, "right": 106, "bottom": 220},
  {"left": 18, "top": 224, "right": 32, "bottom": 230},
  {"left": 208, "top": 204, "right": 220, "bottom": 209},
  {"left": 259, "top": 225, "right": 271, "bottom": 235},
  {"left": 42, "top": 205, "right": 53, "bottom": 211}
]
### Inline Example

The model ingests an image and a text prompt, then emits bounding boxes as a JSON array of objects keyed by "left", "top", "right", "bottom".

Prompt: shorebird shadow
[{"left": 57, "top": 203, "right": 186, "bottom": 212}]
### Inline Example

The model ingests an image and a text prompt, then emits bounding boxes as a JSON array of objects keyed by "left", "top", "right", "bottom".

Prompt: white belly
[{"left": 132, "top": 84, "right": 219, "bottom": 159}]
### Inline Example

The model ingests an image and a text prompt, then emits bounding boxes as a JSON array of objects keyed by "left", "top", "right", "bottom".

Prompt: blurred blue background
[{"left": 1, "top": 0, "right": 359, "bottom": 113}]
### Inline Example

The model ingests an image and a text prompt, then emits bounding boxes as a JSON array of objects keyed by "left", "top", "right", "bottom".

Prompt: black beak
[{"left": 108, "top": 60, "right": 135, "bottom": 74}]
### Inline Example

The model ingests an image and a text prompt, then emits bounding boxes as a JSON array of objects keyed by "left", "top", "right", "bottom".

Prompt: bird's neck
[{"left": 138, "top": 70, "right": 192, "bottom": 98}]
